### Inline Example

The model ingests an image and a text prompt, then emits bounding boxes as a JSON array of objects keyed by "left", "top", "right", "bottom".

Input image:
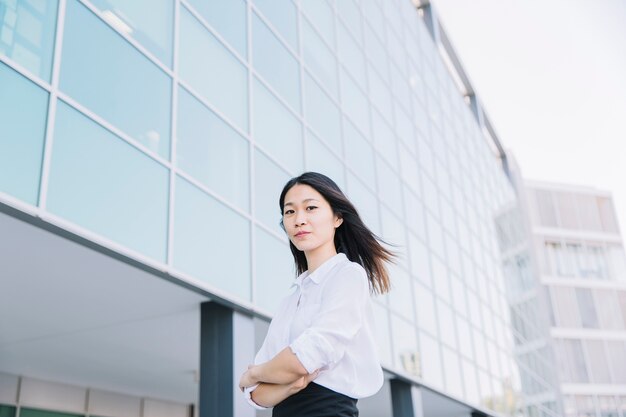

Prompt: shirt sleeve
[
  {"left": 242, "top": 317, "right": 274, "bottom": 410},
  {"left": 289, "top": 265, "right": 368, "bottom": 373},
  {"left": 244, "top": 383, "right": 269, "bottom": 410}
]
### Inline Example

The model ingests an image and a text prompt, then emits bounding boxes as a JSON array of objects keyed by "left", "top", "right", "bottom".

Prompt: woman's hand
[
  {"left": 239, "top": 365, "right": 258, "bottom": 392},
  {"left": 248, "top": 369, "right": 321, "bottom": 408},
  {"left": 286, "top": 369, "right": 320, "bottom": 395}
]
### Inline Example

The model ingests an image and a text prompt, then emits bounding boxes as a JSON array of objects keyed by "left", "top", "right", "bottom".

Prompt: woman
[{"left": 238, "top": 172, "right": 396, "bottom": 416}]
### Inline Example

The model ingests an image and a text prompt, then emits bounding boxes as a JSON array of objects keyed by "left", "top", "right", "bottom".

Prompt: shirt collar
[{"left": 291, "top": 252, "right": 348, "bottom": 289}]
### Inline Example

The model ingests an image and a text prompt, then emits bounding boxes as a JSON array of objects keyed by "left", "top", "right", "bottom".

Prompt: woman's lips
[{"left": 295, "top": 232, "right": 310, "bottom": 238}]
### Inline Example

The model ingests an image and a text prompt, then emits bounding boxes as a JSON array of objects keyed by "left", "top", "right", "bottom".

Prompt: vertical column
[
  {"left": 199, "top": 302, "right": 255, "bottom": 417},
  {"left": 390, "top": 379, "right": 424, "bottom": 417}
]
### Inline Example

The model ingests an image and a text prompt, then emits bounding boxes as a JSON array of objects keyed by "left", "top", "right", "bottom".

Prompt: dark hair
[{"left": 278, "top": 172, "right": 398, "bottom": 295}]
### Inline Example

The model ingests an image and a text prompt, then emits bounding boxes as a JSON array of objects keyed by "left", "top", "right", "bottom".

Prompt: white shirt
[{"left": 243, "top": 252, "right": 384, "bottom": 410}]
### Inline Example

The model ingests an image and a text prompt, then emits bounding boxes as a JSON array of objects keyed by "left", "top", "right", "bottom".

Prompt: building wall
[{"left": 1, "top": 0, "right": 522, "bottom": 415}]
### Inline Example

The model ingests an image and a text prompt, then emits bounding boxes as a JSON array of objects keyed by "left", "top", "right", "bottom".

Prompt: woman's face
[{"left": 282, "top": 184, "right": 343, "bottom": 254}]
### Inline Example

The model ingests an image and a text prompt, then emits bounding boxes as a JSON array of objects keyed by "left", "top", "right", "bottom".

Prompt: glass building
[
  {"left": 1, "top": 0, "right": 529, "bottom": 416},
  {"left": 496, "top": 162, "right": 626, "bottom": 417}
]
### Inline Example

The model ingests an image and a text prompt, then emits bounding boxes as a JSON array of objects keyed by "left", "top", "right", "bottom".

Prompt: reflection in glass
[
  {"left": 179, "top": 6, "right": 248, "bottom": 131},
  {"left": 173, "top": 176, "right": 250, "bottom": 301},
  {"left": 89, "top": 0, "right": 173, "bottom": 66},
  {"left": 0, "top": 0, "right": 58, "bottom": 81},
  {"left": 255, "top": 227, "right": 293, "bottom": 314},
  {"left": 47, "top": 101, "right": 169, "bottom": 261},
  {"left": 255, "top": 149, "right": 290, "bottom": 235},
  {"left": 252, "top": 12, "right": 300, "bottom": 112},
  {"left": 177, "top": 87, "right": 249, "bottom": 211},
  {"left": 252, "top": 0, "right": 298, "bottom": 49},
  {"left": 186, "top": 0, "right": 246, "bottom": 57},
  {"left": 60, "top": 0, "right": 171, "bottom": 158},
  {"left": 253, "top": 78, "right": 303, "bottom": 174},
  {"left": 0, "top": 62, "right": 48, "bottom": 205}
]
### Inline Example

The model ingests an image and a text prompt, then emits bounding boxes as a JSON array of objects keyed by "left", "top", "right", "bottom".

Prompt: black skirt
[{"left": 272, "top": 382, "right": 358, "bottom": 417}]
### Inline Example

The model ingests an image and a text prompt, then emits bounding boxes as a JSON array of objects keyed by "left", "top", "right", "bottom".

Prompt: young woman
[{"left": 238, "top": 172, "right": 396, "bottom": 416}]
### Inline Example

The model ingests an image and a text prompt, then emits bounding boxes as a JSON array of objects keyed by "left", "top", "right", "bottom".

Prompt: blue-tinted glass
[
  {"left": 252, "top": 12, "right": 300, "bottom": 112},
  {"left": 0, "top": 62, "right": 47, "bottom": 205},
  {"left": 304, "top": 74, "right": 341, "bottom": 154},
  {"left": 0, "top": 0, "right": 58, "bottom": 81},
  {"left": 372, "top": 110, "right": 397, "bottom": 167},
  {"left": 390, "top": 314, "right": 418, "bottom": 376},
  {"left": 20, "top": 409, "right": 82, "bottom": 417},
  {"left": 336, "top": 0, "right": 361, "bottom": 43},
  {"left": 301, "top": 18, "right": 337, "bottom": 98},
  {"left": 89, "top": 0, "right": 173, "bottom": 66},
  {"left": 252, "top": 0, "right": 298, "bottom": 50},
  {"left": 343, "top": 119, "right": 375, "bottom": 186},
  {"left": 376, "top": 156, "right": 402, "bottom": 216},
  {"left": 337, "top": 23, "right": 366, "bottom": 89},
  {"left": 404, "top": 189, "right": 426, "bottom": 238},
  {"left": 179, "top": 6, "right": 248, "bottom": 132},
  {"left": 255, "top": 226, "right": 293, "bottom": 314},
  {"left": 177, "top": 87, "right": 249, "bottom": 212},
  {"left": 186, "top": 0, "right": 246, "bottom": 57},
  {"left": 367, "top": 62, "right": 393, "bottom": 123},
  {"left": 253, "top": 78, "right": 302, "bottom": 174},
  {"left": 361, "top": 0, "right": 385, "bottom": 43},
  {"left": 299, "top": 0, "right": 334, "bottom": 47},
  {"left": 255, "top": 149, "right": 290, "bottom": 235},
  {"left": 346, "top": 172, "right": 380, "bottom": 237},
  {"left": 60, "top": 0, "right": 171, "bottom": 159},
  {"left": 341, "top": 70, "right": 370, "bottom": 133},
  {"left": 47, "top": 101, "right": 169, "bottom": 262},
  {"left": 395, "top": 106, "right": 416, "bottom": 154},
  {"left": 363, "top": 23, "right": 389, "bottom": 82},
  {"left": 305, "top": 131, "right": 344, "bottom": 190},
  {"left": 173, "top": 176, "right": 251, "bottom": 301},
  {"left": 0, "top": 404, "right": 15, "bottom": 417}
]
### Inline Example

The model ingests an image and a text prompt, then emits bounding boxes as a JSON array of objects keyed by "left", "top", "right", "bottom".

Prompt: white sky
[{"left": 430, "top": 0, "right": 626, "bottom": 237}]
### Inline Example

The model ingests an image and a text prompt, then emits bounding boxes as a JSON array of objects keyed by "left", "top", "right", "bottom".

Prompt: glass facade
[{"left": 1, "top": 0, "right": 527, "bottom": 416}]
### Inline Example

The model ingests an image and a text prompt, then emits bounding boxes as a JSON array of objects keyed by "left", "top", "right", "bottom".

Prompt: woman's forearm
[
  {"left": 250, "top": 382, "right": 293, "bottom": 408},
  {"left": 252, "top": 346, "right": 309, "bottom": 385}
]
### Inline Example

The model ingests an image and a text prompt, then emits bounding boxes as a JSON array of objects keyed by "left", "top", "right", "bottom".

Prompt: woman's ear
[{"left": 335, "top": 216, "right": 343, "bottom": 228}]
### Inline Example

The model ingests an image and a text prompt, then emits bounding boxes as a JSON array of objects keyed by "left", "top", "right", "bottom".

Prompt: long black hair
[{"left": 278, "top": 172, "right": 397, "bottom": 294}]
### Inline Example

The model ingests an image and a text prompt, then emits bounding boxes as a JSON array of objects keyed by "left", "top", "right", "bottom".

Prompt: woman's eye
[{"left": 307, "top": 206, "right": 317, "bottom": 210}]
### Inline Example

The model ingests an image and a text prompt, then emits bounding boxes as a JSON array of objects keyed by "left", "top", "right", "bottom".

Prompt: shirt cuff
[{"left": 244, "top": 383, "right": 269, "bottom": 410}]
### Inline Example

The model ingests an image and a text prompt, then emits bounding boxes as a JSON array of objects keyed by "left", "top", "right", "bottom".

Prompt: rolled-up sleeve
[
  {"left": 289, "top": 265, "right": 368, "bottom": 373},
  {"left": 244, "top": 383, "right": 269, "bottom": 410},
  {"left": 242, "top": 318, "right": 274, "bottom": 409}
]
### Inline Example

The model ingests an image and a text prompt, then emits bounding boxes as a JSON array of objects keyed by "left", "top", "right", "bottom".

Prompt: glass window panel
[
  {"left": 376, "top": 156, "right": 402, "bottom": 216},
  {"left": 442, "top": 346, "right": 464, "bottom": 399},
  {"left": 437, "top": 300, "right": 456, "bottom": 349},
  {"left": 177, "top": 87, "right": 249, "bottom": 211},
  {"left": 608, "top": 246, "right": 626, "bottom": 281},
  {"left": 252, "top": 0, "right": 298, "bottom": 49},
  {"left": 371, "top": 110, "right": 397, "bottom": 167},
  {"left": 619, "top": 291, "right": 626, "bottom": 327},
  {"left": 607, "top": 341, "right": 626, "bottom": 383},
  {"left": 432, "top": 256, "right": 450, "bottom": 303},
  {"left": 576, "top": 194, "right": 602, "bottom": 232},
  {"left": 387, "top": 263, "right": 414, "bottom": 320},
  {"left": 0, "top": 404, "right": 16, "bottom": 416},
  {"left": 304, "top": 131, "right": 344, "bottom": 190},
  {"left": 598, "top": 197, "right": 619, "bottom": 233},
  {"left": 303, "top": 73, "right": 341, "bottom": 154},
  {"left": 426, "top": 211, "right": 445, "bottom": 259},
  {"left": 363, "top": 22, "right": 388, "bottom": 82},
  {"left": 380, "top": 205, "right": 407, "bottom": 265},
  {"left": 340, "top": 69, "right": 369, "bottom": 135},
  {"left": 343, "top": 119, "right": 374, "bottom": 185},
  {"left": 414, "top": 281, "right": 436, "bottom": 335},
  {"left": 555, "top": 192, "right": 579, "bottom": 229},
  {"left": 593, "top": 289, "right": 624, "bottom": 330},
  {"left": 419, "top": 331, "right": 443, "bottom": 388},
  {"left": 371, "top": 301, "right": 392, "bottom": 367},
  {"left": 390, "top": 314, "right": 418, "bottom": 376},
  {"left": 461, "top": 358, "right": 479, "bottom": 405},
  {"left": 302, "top": 18, "right": 337, "bottom": 98},
  {"left": 254, "top": 149, "right": 290, "bottom": 235},
  {"left": 60, "top": 0, "right": 171, "bottom": 158},
  {"left": 48, "top": 101, "right": 168, "bottom": 261},
  {"left": 575, "top": 288, "right": 598, "bottom": 328},
  {"left": 173, "top": 176, "right": 250, "bottom": 300},
  {"left": 299, "top": 0, "right": 334, "bottom": 47},
  {"left": 422, "top": 175, "right": 439, "bottom": 215},
  {"left": 345, "top": 172, "right": 380, "bottom": 237},
  {"left": 395, "top": 106, "right": 416, "bottom": 155},
  {"left": 409, "top": 232, "right": 431, "bottom": 286},
  {"left": 398, "top": 141, "right": 419, "bottom": 188},
  {"left": 556, "top": 339, "right": 589, "bottom": 383},
  {"left": 361, "top": 0, "right": 385, "bottom": 44},
  {"left": 254, "top": 227, "right": 293, "bottom": 314},
  {"left": 0, "top": 62, "right": 47, "bottom": 205},
  {"left": 253, "top": 77, "right": 302, "bottom": 174},
  {"left": 403, "top": 188, "right": 425, "bottom": 238},
  {"left": 179, "top": 6, "right": 248, "bottom": 132},
  {"left": 89, "top": 0, "right": 173, "bottom": 66},
  {"left": 367, "top": 62, "right": 392, "bottom": 123},
  {"left": 337, "top": 22, "right": 366, "bottom": 89},
  {"left": 0, "top": 0, "right": 58, "bottom": 81},
  {"left": 186, "top": 0, "right": 246, "bottom": 57},
  {"left": 252, "top": 12, "right": 300, "bottom": 112},
  {"left": 336, "top": 0, "right": 361, "bottom": 43},
  {"left": 584, "top": 340, "right": 611, "bottom": 383}
]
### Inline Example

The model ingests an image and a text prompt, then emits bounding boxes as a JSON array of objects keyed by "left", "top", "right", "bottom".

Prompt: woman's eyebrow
[{"left": 284, "top": 198, "right": 319, "bottom": 207}]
